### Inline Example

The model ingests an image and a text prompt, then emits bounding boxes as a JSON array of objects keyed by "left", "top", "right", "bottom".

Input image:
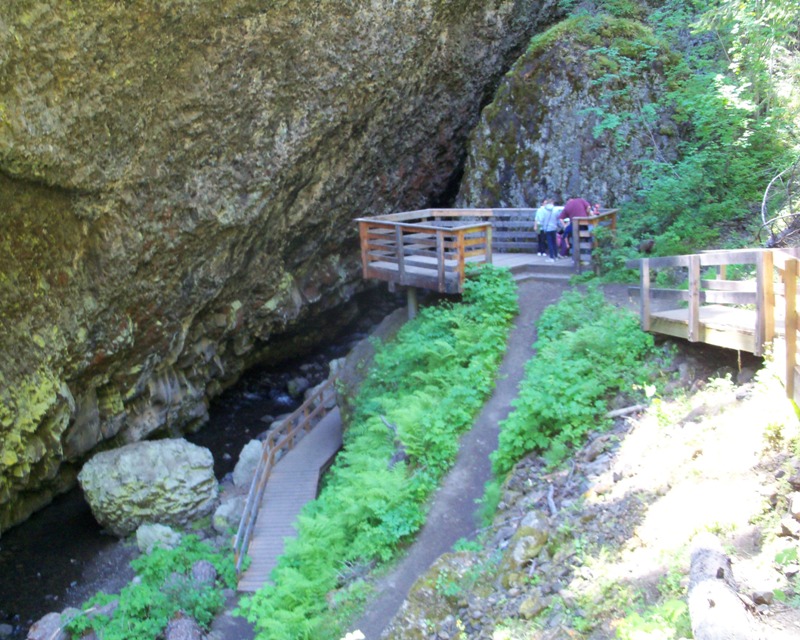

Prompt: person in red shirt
[
  {"left": 559, "top": 198, "right": 592, "bottom": 257},
  {"left": 559, "top": 197, "right": 591, "bottom": 222}
]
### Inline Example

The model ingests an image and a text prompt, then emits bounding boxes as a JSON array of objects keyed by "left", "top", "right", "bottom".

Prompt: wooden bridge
[
  {"left": 627, "top": 248, "right": 800, "bottom": 402},
  {"left": 355, "top": 207, "right": 618, "bottom": 296},
  {"left": 234, "top": 379, "right": 341, "bottom": 591}
]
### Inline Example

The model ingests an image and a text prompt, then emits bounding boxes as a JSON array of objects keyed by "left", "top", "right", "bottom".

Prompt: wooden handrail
[
  {"left": 233, "top": 378, "right": 337, "bottom": 575},
  {"left": 357, "top": 215, "right": 493, "bottom": 294},
  {"left": 571, "top": 209, "right": 618, "bottom": 273},
  {"left": 627, "top": 248, "right": 800, "bottom": 402}
]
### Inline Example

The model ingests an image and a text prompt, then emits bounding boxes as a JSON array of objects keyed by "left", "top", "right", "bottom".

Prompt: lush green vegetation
[
  {"left": 492, "top": 286, "right": 660, "bottom": 475},
  {"left": 576, "top": 0, "right": 800, "bottom": 278},
  {"left": 66, "top": 535, "right": 236, "bottom": 639},
  {"left": 237, "top": 265, "right": 518, "bottom": 639}
]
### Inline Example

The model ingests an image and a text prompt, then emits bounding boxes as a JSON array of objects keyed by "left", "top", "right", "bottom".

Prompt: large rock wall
[
  {"left": 0, "top": 0, "right": 559, "bottom": 530},
  {"left": 456, "top": 13, "right": 680, "bottom": 208}
]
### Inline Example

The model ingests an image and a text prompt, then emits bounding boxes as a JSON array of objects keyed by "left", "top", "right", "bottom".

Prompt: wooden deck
[
  {"left": 356, "top": 208, "right": 617, "bottom": 294},
  {"left": 627, "top": 248, "right": 800, "bottom": 403},
  {"left": 237, "top": 407, "right": 342, "bottom": 592}
]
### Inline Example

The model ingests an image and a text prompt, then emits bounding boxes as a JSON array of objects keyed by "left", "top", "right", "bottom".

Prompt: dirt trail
[{"left": 352, "top": 278, "right": 568, "bottom": 638}]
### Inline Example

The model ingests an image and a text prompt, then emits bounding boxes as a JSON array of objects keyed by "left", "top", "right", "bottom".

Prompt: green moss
[{"left": 525, "top": 14, "right": 667, "bottom": 72}]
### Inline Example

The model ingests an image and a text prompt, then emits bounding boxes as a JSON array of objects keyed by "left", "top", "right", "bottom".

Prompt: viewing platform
[
  {"left": 355, "top": 207, "right": 618, "bottom": 297},
  {"left": 627, "top": 248, "right": 800, "bottom": 403}
]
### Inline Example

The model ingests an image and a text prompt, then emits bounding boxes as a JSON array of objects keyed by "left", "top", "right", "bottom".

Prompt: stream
[{"left": 0, "top": 290, "right": 401, "bottom": 639}]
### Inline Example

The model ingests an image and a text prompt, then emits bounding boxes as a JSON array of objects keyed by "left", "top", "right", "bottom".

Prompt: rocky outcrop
[
  {"left": 78, "top": 438, "right": 217, "bottom": 536},
  {"left": 457, "top": 13, "right": 680, "bottom": 208},
  {"left": 0, "top": 0, "right": 560, "bottom": 530}
]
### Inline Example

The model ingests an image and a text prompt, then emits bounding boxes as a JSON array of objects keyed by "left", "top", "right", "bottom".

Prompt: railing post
[
  {"left": 640, "top": 258, "right": 651, "bottom": 332},
  {"left": 456, "top": 228, "right": 466, "bottom": 292},
  {"left": 358, "top": 221, "right": 370, "bottom": 277},
  {"left": 436, "top": 230, "right": 446, "bottom": 293},
  {"left": 485, "top": 223, "right": 493, "bottom": 265},
  {"left": 688, "top": 255, "right": 700, "bottom": 342},
  {"left": 756, "top": 250, "right": 774, "bottom": 356},
  {"left": 395, "top": 224, "right": 406, "bottom": 284},
  {"left": 572, "top": 219, "right": 581, "bottom": 272},
  {"left": 784, "top": 258, "right": 797, "bottom": 401}
]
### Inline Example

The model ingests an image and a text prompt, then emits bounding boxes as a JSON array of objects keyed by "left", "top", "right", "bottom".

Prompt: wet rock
[
  {"left": 136, "top": 523, "right": 182, "bottom": 554},
  {"left": 78, "top": 439, "right": 217, "bottom": 537},
  {"left": 232, "top": 440, "right": 263, "bottom": 489},
  {"left": 287, "top": 377, "right": 311, "bottom": 398},
  {"left": 26, "top": 612, "right": 68, "bottom": 640},
  {"left": 0, "top": 624, "right": 11, "bottom": 638},
  {"left": 213, "top": 494, "right": 245, "bottom": 534}
]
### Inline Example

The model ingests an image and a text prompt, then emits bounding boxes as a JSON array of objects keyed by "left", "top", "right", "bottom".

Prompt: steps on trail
[{"left": 508, "top": 260, "right": 575, "bottom": 282}]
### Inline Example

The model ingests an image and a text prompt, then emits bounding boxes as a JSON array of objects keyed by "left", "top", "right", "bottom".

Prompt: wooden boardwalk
[
  {"left": 627, "top": 248, "right": 800, "bottom": 402},
  {"left": 237, "top": 407, "right": 342, "bottom": 592}
]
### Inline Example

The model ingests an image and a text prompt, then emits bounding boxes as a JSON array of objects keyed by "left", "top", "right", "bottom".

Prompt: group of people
[{"left": 534, "top": 197, "right": 600, "bottom": 261}]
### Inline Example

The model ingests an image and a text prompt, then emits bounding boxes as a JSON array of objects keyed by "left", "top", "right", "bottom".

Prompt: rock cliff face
[
  {"left": 456, "top": 14, "right": 680, "bottom": 208},
  {"left": 0, "top": 0, "right": 559, "bottom": 530}
]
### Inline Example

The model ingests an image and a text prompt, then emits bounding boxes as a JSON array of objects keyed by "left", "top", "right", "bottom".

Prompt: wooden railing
[
  {"left": 627, "top": 248, "right": 800, "bottom": 402},
  {"left": 356, "top": 207, "right": 618, "bottom": 293},
  {"left": 356, "top": 209, "right": 493, "bottom": 294},
  {"left": 571, "top": 209, "right": 618, "bottom": 273},
  {"left": 233, "top": 378, "right": 338, "bottom": 575}
]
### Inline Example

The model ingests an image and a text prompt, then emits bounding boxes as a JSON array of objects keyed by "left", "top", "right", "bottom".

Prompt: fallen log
[{"left": 688, "top": 532, "right": 760, "bottom": 640}]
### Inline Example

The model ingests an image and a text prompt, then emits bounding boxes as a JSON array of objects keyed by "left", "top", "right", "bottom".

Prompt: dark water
[{"left": 0, "top": 291, "right": 401, "bottom": 638}]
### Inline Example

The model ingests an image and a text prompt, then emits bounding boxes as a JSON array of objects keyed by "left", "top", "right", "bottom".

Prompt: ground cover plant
[
  {"left": 237, "top": 265, "right": 518, "bottom": 640},
  {"left": 492, "top": 286, "right": 659, "bottom": 475},
  {"left": 66, "top": 535, "right": 236, "bottom": 639}
]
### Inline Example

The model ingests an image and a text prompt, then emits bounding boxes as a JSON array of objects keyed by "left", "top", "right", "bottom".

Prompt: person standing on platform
[
  {"left": 540, "top": 200, "right": 561, "bottom": 262},
  {"left": 559, "top": 197, "right": 592, "bottom": 257},
  {"left": 534, "top": 198, "right": 552, "bottom": 256}
]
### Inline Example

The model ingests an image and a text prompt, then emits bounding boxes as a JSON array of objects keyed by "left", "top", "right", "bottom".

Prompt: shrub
[
  {"left": 492, "top": 286, "right": 659, "bottom": 474},
  {"left": 66, "top": 535, "right": 236, "bottom": 639}
]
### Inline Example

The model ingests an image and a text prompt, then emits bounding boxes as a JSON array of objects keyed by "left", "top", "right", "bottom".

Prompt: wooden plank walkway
[
  {"left": 237, "top": 407, "right": 343, "bottom": 592},
  {"left": 627, "top": 248, "right": 800, "bottom": 403}
]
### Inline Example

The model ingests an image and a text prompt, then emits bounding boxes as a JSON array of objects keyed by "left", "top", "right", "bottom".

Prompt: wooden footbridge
[
  {"left": 627, "top": 248, "right": 800, "bottom": 402},
  {"left": 355, "top": 207, "right": 617, "bottom": 305},
  {"left": 234, "top": 379, "right": 341, "bottom": 591}
]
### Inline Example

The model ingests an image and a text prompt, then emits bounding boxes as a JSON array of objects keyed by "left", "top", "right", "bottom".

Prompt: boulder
[
  {"left": 506, "top": 510, "right": 549, "bottom": 571},
  {"left": 26, "top": 612, "right": 69, "bottom": 640},
  {"left": 213, "top": 494, "right": 245, "bottom": 534},
  {"left": 232, "top": 440, "right": 264, "bottom": 489},
  {"left": 191, "top": 560, "right": 218, "bottom": 586},
  {"left": 164, "top": 615, "right": 205, "bottom": 640},
  {"left": 457, "top": 14, "right": 679, "bottom": 209},
  {"left": 78, "top": 439, "right": 217, "bottom": 536},
  {"left": 287, "top": 376, "right": 311, "bottom": 398},
  {"left": 136, "top": 523, "right": 183, "bottom": 554}
]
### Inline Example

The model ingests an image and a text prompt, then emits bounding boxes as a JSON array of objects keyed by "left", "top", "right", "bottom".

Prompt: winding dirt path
[{"left": 352, "top": 278, "right": 568, "bottom": 638}]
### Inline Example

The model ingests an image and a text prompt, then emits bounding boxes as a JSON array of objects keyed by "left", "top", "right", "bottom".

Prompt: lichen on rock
[
  {"left": 78, "top": 438, "right": 217, "bottom": 537},
  {"left": 0, "top": 0, "right": 559, "bottom": 530}
]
